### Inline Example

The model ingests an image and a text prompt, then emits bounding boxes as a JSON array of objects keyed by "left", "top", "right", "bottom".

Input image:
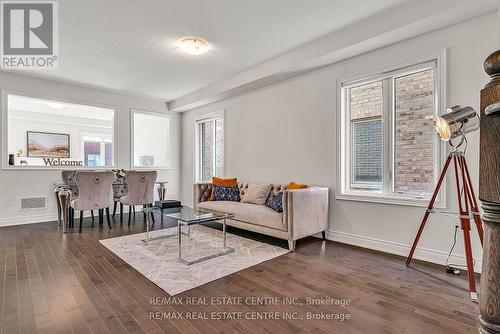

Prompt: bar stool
[
  {"left": 62, "top": 170, "right": 94, "bottom": 227},
  {"left": 111, "top": 169, "right": 128, "bottom": 222},
  {"left": 119, "top": 171, "right": 157, "bottom": 225},
  {"left": 71, "top": 171, "right": 114, "bottom": 233}
]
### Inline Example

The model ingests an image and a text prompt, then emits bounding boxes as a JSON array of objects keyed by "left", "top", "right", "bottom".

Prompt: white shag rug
[{"left": 99, "top": 225, "right": 289, "bottom": 295}]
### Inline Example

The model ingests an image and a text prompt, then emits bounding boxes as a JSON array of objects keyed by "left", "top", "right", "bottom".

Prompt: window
[
  {"left": 196, "top": 111, "right": 225, "bottom": 182},
  {"left": 339, "top": 60, "right": 441, "bottom": 204},
  {"left": 132, "top": 110, "right": 171, "bottom": 168},
  {"left": 350, "top": 81, "right": 383, "bottom": 190},
  {"left": 81, "top": 134, "right": 113, "bottom": 167},
  {"left": 5, "top": 93, "right": 115, "bottom": 168}
]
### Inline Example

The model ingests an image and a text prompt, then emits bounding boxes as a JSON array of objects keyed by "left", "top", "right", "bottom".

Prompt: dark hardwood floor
[{"left": 0, "top": 215, "right": 480, "bottom": 334}]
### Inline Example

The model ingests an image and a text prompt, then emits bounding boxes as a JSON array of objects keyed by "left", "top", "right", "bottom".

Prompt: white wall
[
  {"left": 0, "top": 73, "right": 180, "bottom": 226},
  {"left": 180, "top": 13, "right": 497, "bottom": 271}
]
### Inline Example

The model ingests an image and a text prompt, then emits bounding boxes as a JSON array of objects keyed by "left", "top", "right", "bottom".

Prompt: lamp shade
[
  {"left": 434, "top": 106, "right": 479, "bottom": 141},
  {"left": 139, "top": 155, "right": 154, "bottom": 167}
]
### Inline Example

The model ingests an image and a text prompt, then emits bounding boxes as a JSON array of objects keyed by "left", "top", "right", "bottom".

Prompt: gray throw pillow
[{"left": 241, "top": 183, "right": 272, "bottom": 205}]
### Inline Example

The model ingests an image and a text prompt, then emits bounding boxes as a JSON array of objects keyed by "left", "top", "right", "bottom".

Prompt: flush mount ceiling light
[
  {"left": 179, "top": 37, "right": 209, "bottom": 55},
  {"left": 44, "top": 101, "right": 64, "bottom": 109}
]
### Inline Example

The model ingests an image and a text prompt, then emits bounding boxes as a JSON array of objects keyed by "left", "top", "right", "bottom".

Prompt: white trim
[
  {"left": 336, "top": 49, "right": 447, "bottom": 208},
  {"left": 325, "top": 230, "right": 482, "bottom": 273},
  {"left": 2, "top": 89, "right": 118, "bottom": 170},
  {"left": 130, "top": 108, "right": 173, "bottom": 169},
  {"left": 0, "top": 206, "right": 137, "bottom": 227},
  {"left": 194, "top": 110, "right": 225, "bottom": 183},
  {"left": 0, "top": 213, "right": 58, "bottom": 227},
  {"left": 336, "top": 193, "right": 436, "bottom": 208}
]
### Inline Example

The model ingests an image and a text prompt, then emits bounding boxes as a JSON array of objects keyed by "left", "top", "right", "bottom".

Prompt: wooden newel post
[{"left": 479, "top": 50, "right": 500, "bottom": 334}]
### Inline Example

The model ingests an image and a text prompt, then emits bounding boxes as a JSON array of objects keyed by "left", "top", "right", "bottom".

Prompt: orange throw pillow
[
  {"left": 212, "top": 177, "right": 238, "bottom": 188},
  {"left": 287, "top": 181, "right": 309, "bottom": 190}
]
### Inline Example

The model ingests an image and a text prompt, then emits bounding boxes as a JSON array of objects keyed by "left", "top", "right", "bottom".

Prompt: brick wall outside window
[
  {"left": 201, "top": 121, "right": 214, "bottom": 181},
  {"left": 394, "top": 69, "right": 434, "bottom": 194},
  {"left": 350, "top": 81, "right": 383, "bottom": 187},
  {"left": 348, "top": 69, "right": 435, "bottom": 194}
]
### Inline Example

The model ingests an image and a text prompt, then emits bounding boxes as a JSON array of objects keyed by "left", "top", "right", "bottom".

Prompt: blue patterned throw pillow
[
  {"left": 213, "top": 185, "right": 240, "bottom": 202},
  {"left": 266, "top": 191, "right": 284, "bottom": 212}
]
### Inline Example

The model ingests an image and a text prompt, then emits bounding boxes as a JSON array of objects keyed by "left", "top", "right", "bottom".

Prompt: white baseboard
[
  {"left": 325, "top": 230, "right": 482, "bottom": 273},
  {"left": 0, "top": 206, "right": 136, "bottom": 228},
  {"left": 0, "top": 213, "right": 59, "bottom": 227}
]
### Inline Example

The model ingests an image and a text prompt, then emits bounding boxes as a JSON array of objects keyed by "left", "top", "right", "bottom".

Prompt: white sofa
[{"left": 193, "top": 182, "right": 329, "bottom": 251}]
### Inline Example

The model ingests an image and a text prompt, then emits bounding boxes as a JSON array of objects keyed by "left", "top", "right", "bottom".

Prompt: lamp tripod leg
[
  {"left": 461, "top": 220, "right": 478, "bottom": 300},
  {"left": 406, "top": 154, "right": 453, "bottom": 266},
  {"left": 460, "top": 155, "right": 484, "bottom": 245},
  {"left": 454, "top": 154, "right": 478, "bottom": 299}
]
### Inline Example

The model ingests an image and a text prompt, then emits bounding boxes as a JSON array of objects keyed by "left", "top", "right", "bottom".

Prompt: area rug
[{"left": 99, "top": 225, "right": 289, "bottom": 295}]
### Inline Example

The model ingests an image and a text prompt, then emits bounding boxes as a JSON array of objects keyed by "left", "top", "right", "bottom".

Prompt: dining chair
[
  {"left": 119, "top": 171, "right": 157, "bottom": 225},
  {"left": 62, "top": 170, "right": 77, "bottom": 227},
  {"left": 111, "top": 169, "right": 128, "bottom": 221},
  {"left": 71, "top": 171, "right": 114, "bottom": 233},
  {"left": 62, "top": 170, "right": 94, "bottom": 227}
]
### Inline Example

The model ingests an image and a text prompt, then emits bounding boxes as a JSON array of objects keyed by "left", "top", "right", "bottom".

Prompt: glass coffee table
[{"left": 142, "top": 206, "right": 235, "bottom": 265}]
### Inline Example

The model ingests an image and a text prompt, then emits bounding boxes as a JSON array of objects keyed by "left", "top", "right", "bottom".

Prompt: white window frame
[
  {"left": 130, "top": 109, "right": 173, "bottom": 169},
  {"left": 194, "top": 110, "right": 225, "bottom": 183},
  {"left": 1, "top": 90, "right": 117, "bottom": 170},
  {"left": 337, "top": 52, "right": 447, "bottom": 207}
]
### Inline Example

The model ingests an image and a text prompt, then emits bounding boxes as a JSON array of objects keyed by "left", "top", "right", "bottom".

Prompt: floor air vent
[{"left": 21, "top": 197, "right": 46, "bottom": 209}]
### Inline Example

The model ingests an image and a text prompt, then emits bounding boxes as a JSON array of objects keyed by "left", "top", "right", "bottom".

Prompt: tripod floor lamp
[{"left": 406, "top": 105, "right": 484, "bottom": 301}]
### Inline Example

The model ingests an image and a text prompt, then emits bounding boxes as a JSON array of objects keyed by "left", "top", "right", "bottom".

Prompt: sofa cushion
[
  {"left": 212, "top": 177, "right": 238, "bottom": 187},
  {"left": 238, "top": 183, "right": 286, "bottom": 203},
  {"left": 266, "top": 191, "right": 284, "bottom": 212},
  {"left": 240, "top": 183, "right": 272, "bottom": 205},
  {"left": 287, "top": 181, "right": 309, "bottom": 190},
  {"left": 213, "top": 185, "right": 240, "bottom": 202},
  {"left": 197, "top": 201, "right": 286, "bottom": 231}
]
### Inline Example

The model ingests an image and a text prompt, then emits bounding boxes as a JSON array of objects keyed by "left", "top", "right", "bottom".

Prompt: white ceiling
[
  {"left": 8, "top": 94, "right": 114, "bottom": 120},
  {"left": 25, "top": 0, "right": 408, "bottom": 102}
]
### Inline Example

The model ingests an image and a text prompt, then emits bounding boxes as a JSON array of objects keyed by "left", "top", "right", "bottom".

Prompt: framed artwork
[{"left": 27, "top": 131, "right": 70, "bottom": 158}]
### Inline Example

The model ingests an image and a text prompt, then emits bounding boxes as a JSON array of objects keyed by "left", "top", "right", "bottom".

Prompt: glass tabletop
[{"left": 146, "top": 206, "right": 233, "bottom": 224}]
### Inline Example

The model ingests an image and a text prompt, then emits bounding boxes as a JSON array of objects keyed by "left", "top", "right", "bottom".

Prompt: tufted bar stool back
[
  {"left": 120, "top": 171, "right": 157, "bottom": 225},
  {"left": 61, "top": 170, "right": 79, "bottom": 197},
  {"left": 71, "top": 171, "right": 114, "bottom": 232},
  {"left": 111, "top": 169, "right": 128, "bottom": 220}
]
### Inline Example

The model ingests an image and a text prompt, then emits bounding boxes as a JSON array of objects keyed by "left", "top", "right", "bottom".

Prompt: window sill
[
  {"left": 132, "top": 166, "right": 174, "bottom": 171},
  {"left": 335, "top": 192, "right": 444, "bottom": 208}
]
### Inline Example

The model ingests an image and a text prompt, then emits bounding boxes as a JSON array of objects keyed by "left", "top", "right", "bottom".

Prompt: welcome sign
[{"left": 43, "top": 158, "right": 83, "bottom": 167}]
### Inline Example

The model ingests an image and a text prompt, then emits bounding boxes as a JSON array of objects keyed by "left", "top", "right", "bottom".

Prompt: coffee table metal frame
[{"left": 142, "top": 207, "right": 235, "bottom": 266}]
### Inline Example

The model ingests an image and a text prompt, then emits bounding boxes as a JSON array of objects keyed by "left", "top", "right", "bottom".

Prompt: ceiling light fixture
[
  {"left": 44, "top": 101, "right": 65, "bottom": 109},
  {"left": 179, "top": 37, "right": 209, "bottom": 56}
]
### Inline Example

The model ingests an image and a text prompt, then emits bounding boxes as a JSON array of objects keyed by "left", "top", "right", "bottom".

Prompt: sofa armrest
[
  {"left": 193, "top": 183, "right": 213, "bottom": 210},
  {"left": 283, "top": 187, "right": 329, "bottom": 241}
]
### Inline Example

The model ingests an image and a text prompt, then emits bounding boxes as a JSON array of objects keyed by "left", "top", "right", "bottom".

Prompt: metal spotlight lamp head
[{"left": 434, "top": 105, "right": 479, "bottom": 146}]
